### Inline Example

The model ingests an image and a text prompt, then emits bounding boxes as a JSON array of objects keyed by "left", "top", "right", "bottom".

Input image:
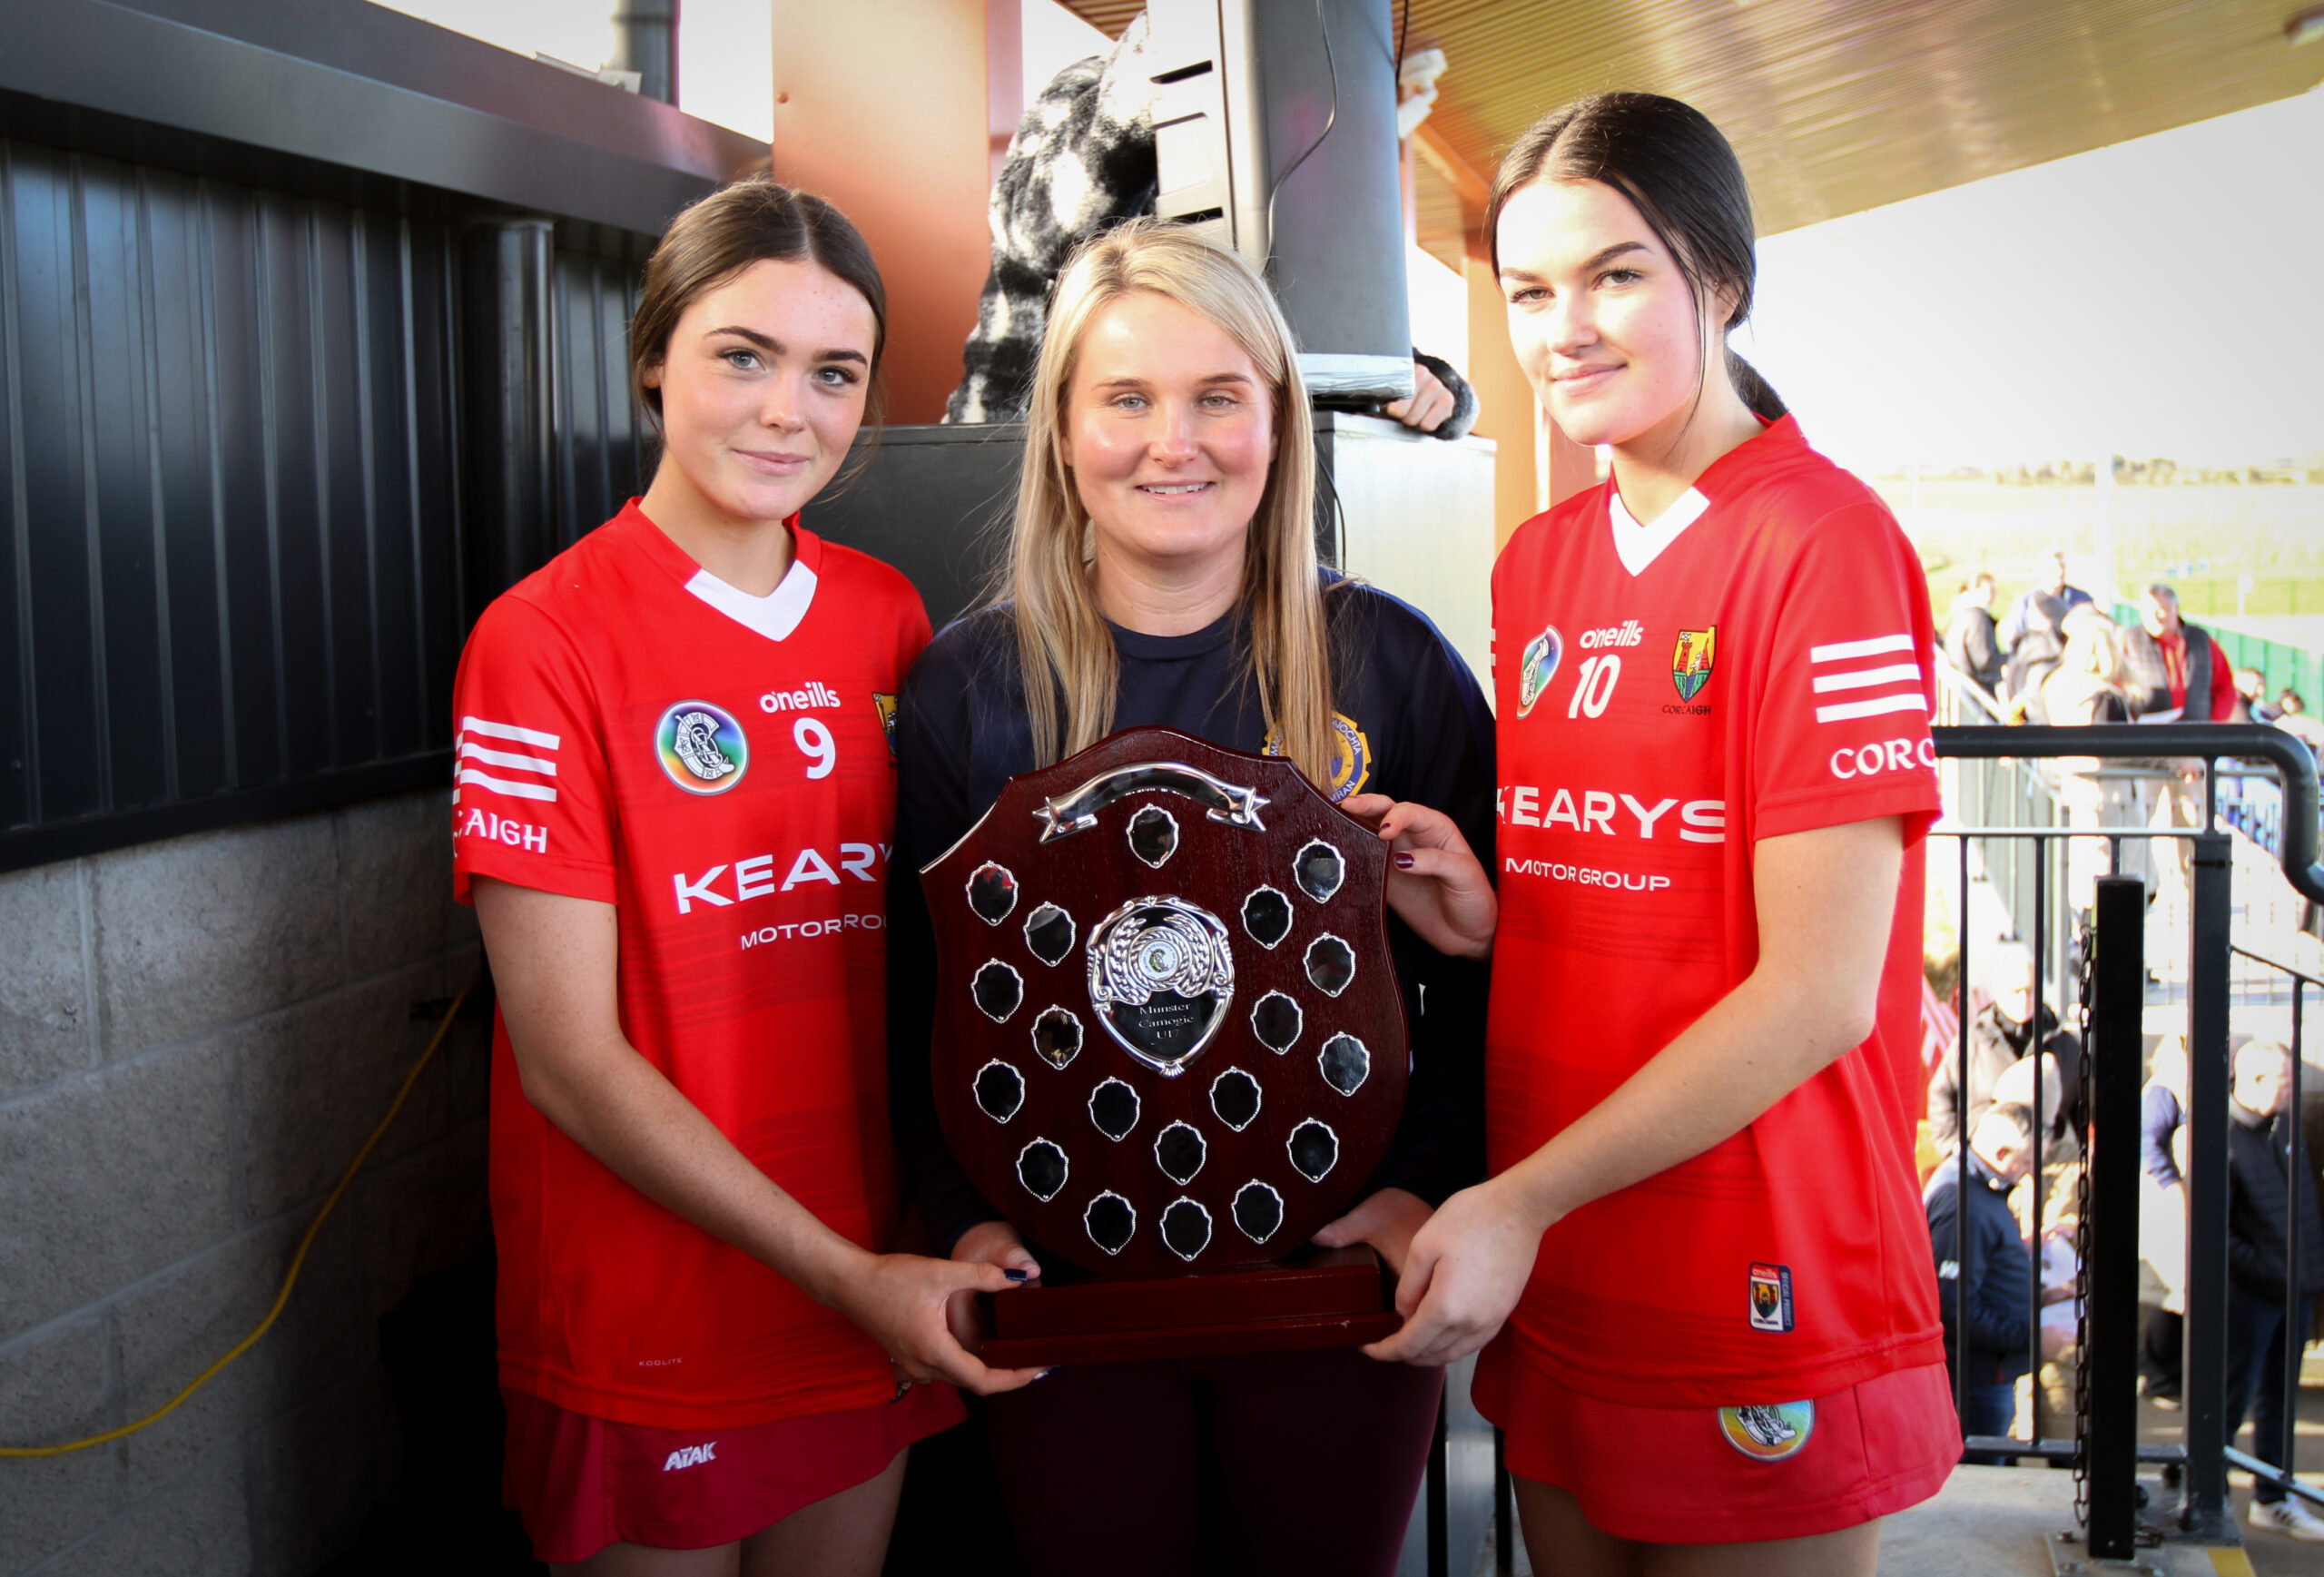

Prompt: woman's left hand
[
  {"left": 1341, "top": 794, "right": 1495, "bottom": 959},
  {"left": 1360, "top": 1178, "right": 1546, "bottom": 1367},
  {"left": 1311, "top": 1187, "right": 1433, "bottom": 1276}
]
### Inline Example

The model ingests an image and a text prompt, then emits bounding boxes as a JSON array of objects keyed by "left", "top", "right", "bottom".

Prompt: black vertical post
[
  {"left": 1955, "top": 838, "right": 1972, "bottom": 1426},
  {"left": 2181, "top": 830, "right": 2236, "bottom": 1539},
  {"left": 1426, "top": 1393, "right": 1449, "bottom": 1577},
  {"left": 458, "top": 219, "right": 556, "bottom": 627},
  {"left": 1492, "top": 1428, "right": 1513, "bottom": 1575},
  {"left": 2084, "top": 875, "right": 2145, "bottom": 1557},
  {"left": 2031, "top": 841, "right": 2049, "bottom": 1414},
  {"left": 2284, "top": 979, "right": 2306, "bottom": 1495}
]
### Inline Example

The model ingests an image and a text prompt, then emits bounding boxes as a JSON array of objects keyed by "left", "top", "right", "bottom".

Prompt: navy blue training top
[{"left": 887, "top": 575, "right": 1497, "bottom": 1254}]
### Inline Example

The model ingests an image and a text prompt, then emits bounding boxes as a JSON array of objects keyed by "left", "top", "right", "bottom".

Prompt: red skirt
[
  {"left": 502, "top": 1383, "right": 964, "bottom": 1563},
  {"left": 1473, "top": 1346, "right": 1956, "bottom": 1545}
]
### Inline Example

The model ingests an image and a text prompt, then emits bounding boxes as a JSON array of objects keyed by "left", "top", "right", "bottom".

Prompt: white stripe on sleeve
[
  {"left": 1808, "top": 633, "right": 1915, "bottom": 664},
  {"left": 1811, "top": 662, "right": 1925, "bottom": 695},
  {"left": 1815, "top": 694, "right": 1931, "bottom": 724},
  {"left": 458, "top": 768, "right": 559, "bottom": 803},
  {"left": 460, "top": 715, "right": 562, "bottom": 750},
  {"left": 460, "top": 742, "right": 558, "bottom": 774}
]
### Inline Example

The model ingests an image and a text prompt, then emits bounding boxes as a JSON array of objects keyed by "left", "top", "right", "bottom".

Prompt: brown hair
[
  {"left": 1003, "top": 219, "right": 1335, "bottom": 785},
  {"left": 628, "top": 176, "right": 889, "bottom": 436},
  {"left": 1486, "top": 93, "right": 1784, "bottom": 422}
]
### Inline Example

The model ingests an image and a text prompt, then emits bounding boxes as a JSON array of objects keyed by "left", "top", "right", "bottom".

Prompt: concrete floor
[{"left": 1470, "top": 1382, "right": 2324, "bottom": 1577}]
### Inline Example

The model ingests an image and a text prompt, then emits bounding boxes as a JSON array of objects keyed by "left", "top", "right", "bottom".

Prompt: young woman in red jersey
[
  {"left": 454, "top": 178, "right": 1041, "bottom": 1575},
  {"left": 1365, "top": 95, "right": 1957, "bottom": 1572}
]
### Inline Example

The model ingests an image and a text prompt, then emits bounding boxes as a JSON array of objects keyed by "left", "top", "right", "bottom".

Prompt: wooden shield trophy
[{"left": 921, "top": 727, "right": 1408, "bottom": 1365}]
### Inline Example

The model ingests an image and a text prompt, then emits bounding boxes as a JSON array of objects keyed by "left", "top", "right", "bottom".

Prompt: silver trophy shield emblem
[{"left": 1086, "top": 897, "right": 1236, "bottom": 1076}]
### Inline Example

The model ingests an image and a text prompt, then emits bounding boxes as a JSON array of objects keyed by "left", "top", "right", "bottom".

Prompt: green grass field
[{"left": 1880, "top": 478, "right": 2324, "bottom": 624}]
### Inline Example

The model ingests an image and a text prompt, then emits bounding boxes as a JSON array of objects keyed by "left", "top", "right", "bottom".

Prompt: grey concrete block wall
[{"left": 0, "top": 788, "right": 489, "bottom": 1577}]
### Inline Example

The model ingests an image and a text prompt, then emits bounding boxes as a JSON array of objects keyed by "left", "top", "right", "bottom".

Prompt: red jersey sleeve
[
  {"left": 449, "top": 595, "right": 617, "bottom": 905},
  {"left": 2204, "top": 635, "right": 2240, "bottom": 722},
  {"left": 1750, "top": 502, "right": 1943, "bottom": 842}
]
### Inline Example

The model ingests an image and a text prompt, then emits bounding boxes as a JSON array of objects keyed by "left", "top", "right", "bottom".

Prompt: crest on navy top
[
  {"left": 921, "top": 728, "right": 1409, "bottom": 1276},
  {"left": 1262, "top": 712, "right": 1373, "bottom": 801}
]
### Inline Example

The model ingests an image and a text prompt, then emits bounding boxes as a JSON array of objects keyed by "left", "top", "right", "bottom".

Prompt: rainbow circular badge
[
  {"left": 1718, "top": 1401, "right": 1814, "bottom": 1462},
  {"left": 655, "top": 700, "right": 748, "bottom": 794}
]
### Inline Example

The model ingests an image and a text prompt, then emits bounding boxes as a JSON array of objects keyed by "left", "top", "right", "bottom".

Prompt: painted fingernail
[
  {"left": 1036, "top": 1365, "right": 1062, "bottom": 1380},
  {"left": 1003, "top": 1268, "right": 1030, "bottom": 1282},
  {"left": 1394, "top": 853, "right": 1414, "bottom": 869}
]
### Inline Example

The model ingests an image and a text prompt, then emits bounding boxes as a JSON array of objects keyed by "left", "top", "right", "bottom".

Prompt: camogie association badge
[
  {"left": 655, "top": 700, "right": 748, "bottom": 793},
  {"left": 921, "top": 727, "right": 1409, "bottom": 1277},
  {"left": 1516, "top": 625, "right": 1562, "bottom": 719}
]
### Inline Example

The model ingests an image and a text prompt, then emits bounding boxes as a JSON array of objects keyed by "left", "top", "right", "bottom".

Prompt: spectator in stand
[
  {"left": 2223, "top": 1040, "right": 2324, "bottom": 1542},
  {"left": 2045, "top": 607, "right": 2144, "bottom": 914},
  {"left": 1928, "top": 942, "right": 2083, "bottom": 1155},
  {"left": 1925, "top": 1102, "right": 2039, "bottom": 1463},
  {"left": 1998, "top": 547, "right": 2094, "bottom": 655},
  {"left": 2237, "top": 668, "right": 2280, "bottom": 724},
  {"left": 2129, "top": 585, "right": 2247, "bottom": 941},
  {"left": 1945, "top": 574, "right": 2005, "bottom": 695},
  {"left": 2277, "top": 690, "right": 2324, "bottom": 755},
  {"left": 2138, "top": 1040, "right": 2190, "bottom": 1407},
  {"left": 2042, "top": 606, "right": 2134, "bottom": 726},
  {"left": 2131, "top": 584, "right": 2243, "bottom": 724}
]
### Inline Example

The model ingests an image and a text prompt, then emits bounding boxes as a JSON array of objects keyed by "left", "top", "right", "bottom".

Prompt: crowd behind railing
[
  {"left": 1923, "top": 564, "right": 2324, "bottom": 1544},
  {"left": 1940, "top": 548, "right": 2324, "bottom": 756}
]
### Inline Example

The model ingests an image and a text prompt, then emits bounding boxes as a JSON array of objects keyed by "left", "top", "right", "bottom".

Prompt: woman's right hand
[
  {"left": 1341, "top": 794, "right": 1497, "bottom": 959},
  {"left": 1361, "top": 1177, "right": 1547, "bottom": 1367},
  {"left": 823, "top": 1246, "right": 1047, "bottom": 1395}
]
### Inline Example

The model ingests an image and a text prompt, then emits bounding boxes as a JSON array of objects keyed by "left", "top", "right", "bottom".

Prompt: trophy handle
[{"left": 1035, "top": 762, "right": 1270, "bottom": 843}]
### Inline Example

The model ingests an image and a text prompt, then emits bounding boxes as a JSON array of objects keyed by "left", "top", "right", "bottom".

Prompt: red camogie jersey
[
  {"left": 451, "top": 501, "right": 931, "bottom": 1430},
  {"left": 1484, "top": 417, "right": 1945, "bottom": 1408}
]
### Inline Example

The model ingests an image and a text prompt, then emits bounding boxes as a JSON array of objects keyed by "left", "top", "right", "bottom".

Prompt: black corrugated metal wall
[
  {"left": 553, "top": 248, "right": 647, "bottom": 552},
  {"left": 0, "top": 137, "right": 651, "bottom": 870}
]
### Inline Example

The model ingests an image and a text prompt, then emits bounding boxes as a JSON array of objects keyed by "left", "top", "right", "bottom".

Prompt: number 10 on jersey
[{"left": 1568, "top": 655, "right": 1620, "bottom": 719}]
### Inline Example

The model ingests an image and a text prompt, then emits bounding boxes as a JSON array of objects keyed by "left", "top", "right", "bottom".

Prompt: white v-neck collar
[
  {"left": 1609, "top": 487, "right": 1710, "bottom": 577},
  {"left": 684, "top": 555, "right": 818, "bottom": 643}
]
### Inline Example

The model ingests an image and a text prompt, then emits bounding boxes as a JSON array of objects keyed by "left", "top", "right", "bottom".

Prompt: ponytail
[{"left": 1726, "top": 350, "right": 1786, "bottom": 422}]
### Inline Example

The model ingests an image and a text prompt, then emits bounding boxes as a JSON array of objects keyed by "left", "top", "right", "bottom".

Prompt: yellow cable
[{"left": 0, "top": 979, "right": 478, "bottom": 1459}]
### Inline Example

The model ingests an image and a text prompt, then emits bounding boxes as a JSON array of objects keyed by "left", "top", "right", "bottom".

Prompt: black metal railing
[
  {"left": 1454, "top": 720, "right": 2322, "bottom": 1569},
  {"left": 1930, "top": 723, "right": 2324, "bottom": 1553}
]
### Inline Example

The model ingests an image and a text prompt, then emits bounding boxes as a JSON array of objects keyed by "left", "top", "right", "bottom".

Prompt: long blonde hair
[{"left": 1003, "top": 220, "right": 1334, "bottom": 784}]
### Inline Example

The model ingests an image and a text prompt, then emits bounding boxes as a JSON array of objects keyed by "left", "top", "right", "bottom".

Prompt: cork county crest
[{"left": 1671, "top": 627, "right": 1718, "bottom": 703}]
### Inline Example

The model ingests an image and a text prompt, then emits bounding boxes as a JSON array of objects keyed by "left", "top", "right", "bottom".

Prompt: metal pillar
[
  {"left": 609, "top": 0, "right": 676, "bottom": 104},
  {"left": 2084, "top": 875, "right": 2145, "bottom": 1556},
  {"left": 2180, "top": 831, "right": 2236, "bottom": 1540},
  {"left": 457, "top": 219, "right": 556, "bottom": 626}
]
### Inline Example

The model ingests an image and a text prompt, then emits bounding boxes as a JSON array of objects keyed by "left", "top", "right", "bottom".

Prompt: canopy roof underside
[{"left": 1060, "top": 0, "right": 2324, "bottom": 261}]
